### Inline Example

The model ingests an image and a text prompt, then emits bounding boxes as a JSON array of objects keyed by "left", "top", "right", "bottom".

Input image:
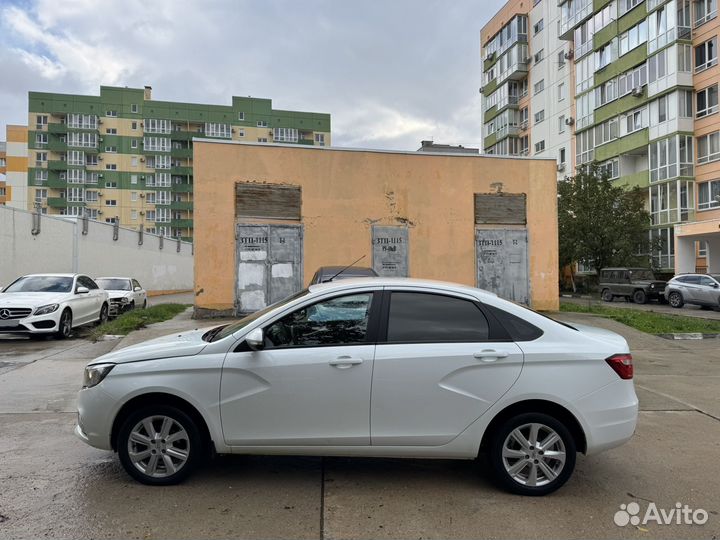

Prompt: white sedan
[
  {"left": 96, "top": 277, "right": 147, "bottom": 317},
  {"left": 75, "top": 278, "right": 638, "bottom": 495},
  {"left": 0, "top": 274, "right": 109, "bottom": 339}
]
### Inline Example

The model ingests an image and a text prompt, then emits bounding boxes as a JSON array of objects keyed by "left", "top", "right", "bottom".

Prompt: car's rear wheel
[
  {"left": 633, "top": 290, "right": 647, "bottom": 304},
  {"left": 489, "top": 412, "right": 576, "bottom": 496},
  {"left": 601, "top": 289, "right": 614, "bottom": 302},
  {"left": 55, "top": 309, "right": 72, "bottom": 339},
  {"left": 668, "top": 291, "right": 684, "bottom": 308},
  {"left": 118, "top": 405, "right": 201, "bottom": 485}
]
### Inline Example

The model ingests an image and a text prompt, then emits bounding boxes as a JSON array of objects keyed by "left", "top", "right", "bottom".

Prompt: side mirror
[
  {"left": 245, "top": 328, "right": 264, "bottom": 350},
  {"left": 76, "top": 286, "right": 90, "bottom": 294},
  {"left": 714, "top": 283, "right": 719, "bottom": 289},
  {"left": 134, "top": 286, "right": 142, "bottom": 292}
]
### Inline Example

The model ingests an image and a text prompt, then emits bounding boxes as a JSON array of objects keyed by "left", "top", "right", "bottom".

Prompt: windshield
[
  {"left": 4, "top": 276, "right": 74, "bottom": 293},
  {"left": 629, "top": 269, "right": 655, "bottom": 280},
  {"left": 97, "top": 278, "right": 132, "bottom": 291},
  {"left": 205, "top": 289, "right": 310, "bottom": 342}
]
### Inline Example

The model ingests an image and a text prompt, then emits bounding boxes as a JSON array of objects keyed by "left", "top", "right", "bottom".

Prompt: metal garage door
[
  {"left": 475, "top": 228, "right": 529, "bottom": 305},
  {"left": 236, "top": 224, "right": 303, "bottom": 315}
]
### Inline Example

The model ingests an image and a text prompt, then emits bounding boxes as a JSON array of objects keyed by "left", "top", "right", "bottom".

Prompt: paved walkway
[{"left": 561, "top": 295, "right": 720, "bottom": 320}]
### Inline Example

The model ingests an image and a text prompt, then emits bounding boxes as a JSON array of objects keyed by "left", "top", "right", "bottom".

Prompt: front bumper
[
  {"left": 0, "top": 310, "right": 63, "bottom": 334},
  {"left": 76, "top": 385, "right": 116, "bottom": 450},
  {"left": 108, "top": 299, "right": 132, "bottom": 317}
]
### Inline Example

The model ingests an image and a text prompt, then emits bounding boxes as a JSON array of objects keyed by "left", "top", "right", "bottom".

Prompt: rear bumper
[{"left": 575, "top": 379, "right": 638, "bottom": 455}]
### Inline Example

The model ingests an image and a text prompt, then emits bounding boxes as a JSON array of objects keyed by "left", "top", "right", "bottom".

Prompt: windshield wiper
[{"left": 203, "top": 325, "right": 228, "bottom": 342}]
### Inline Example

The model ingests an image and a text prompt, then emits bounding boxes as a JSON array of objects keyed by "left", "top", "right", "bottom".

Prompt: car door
[
  {"left": 78, "top": 276, "right": 101, "bottom": 322},
  {"left": 220, "top": 290, "right": 381, "bottom": 446},
  {"left": 680, "top": 275, "right": 701, "bottom": 303},
  {"left": 697, "top": 276, "right": 718, "bottom": 304},
  {"left": 370, "top": 289, "right": 524, "bottom": 446},
  {"left": 132, "top": 279, "right": 146, "bottom": 305}
]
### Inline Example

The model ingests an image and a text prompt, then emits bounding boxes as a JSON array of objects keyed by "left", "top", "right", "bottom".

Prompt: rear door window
[{"left": 386, "top": 292, "right": 489, "bottom": 343}]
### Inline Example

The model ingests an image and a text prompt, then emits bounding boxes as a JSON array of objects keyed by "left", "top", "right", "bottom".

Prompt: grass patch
[
  {"left": 90, "top": 303, "right": 189, "bottom": 340},
  {"left": 560, "top": 302, "right": 720, "bottom": 334}
]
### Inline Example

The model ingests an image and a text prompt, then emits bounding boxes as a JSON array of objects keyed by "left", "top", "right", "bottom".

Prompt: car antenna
[{"left": 324, "top": 255, "right": 367, "bottom": 283}]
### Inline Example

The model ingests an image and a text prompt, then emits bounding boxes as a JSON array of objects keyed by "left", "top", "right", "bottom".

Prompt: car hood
[
  {"left": 90, "top": 327, "right": 214, "bottom": 365},
  {"left": 0, "top": 292, "right": 70, "bottom": 307},
  {"left": 108, "top": 292, "right": 132, "bottom": 300},
  {"left": 570, "top": 322, "right": 629, "bottom": 351}
]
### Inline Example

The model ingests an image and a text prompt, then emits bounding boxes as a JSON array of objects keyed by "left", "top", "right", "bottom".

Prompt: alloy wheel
[
  {"left": 501, "top": 422, "right": 567, "bottom": 487},
  {"left": 127, "top": 415, "right": 190, "bottom": 478},
  {"left": 60, "top": 311, "right": 72, "bottom": 338}
]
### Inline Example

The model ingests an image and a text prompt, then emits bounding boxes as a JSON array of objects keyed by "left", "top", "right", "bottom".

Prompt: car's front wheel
[
  {"left": 489, "top": 412, "right": 576, "bottom": 496},
  {"left": 55, "top": 309, "right": 72, "bottom": 339},
  {"left": 118, "top": 405, "right": 202, "bottom": 485},
  {"left": 668, "top": 291, "right": 684, "bottom": 308},
  {"left": 97, "top": 303, "right": 109, "bottom": 325},
  {"left": 633, "top": 290, "right": 647, "bottom": 304}
]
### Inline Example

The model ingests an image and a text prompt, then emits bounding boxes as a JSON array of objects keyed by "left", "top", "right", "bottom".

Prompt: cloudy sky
[{"left": 0, "top": 0, "right": 505, "bottom": 151}]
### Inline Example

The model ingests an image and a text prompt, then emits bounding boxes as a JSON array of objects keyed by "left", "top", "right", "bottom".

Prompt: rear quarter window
[{"left": 485, "top": 304, "right": 544, "bottom": 341}]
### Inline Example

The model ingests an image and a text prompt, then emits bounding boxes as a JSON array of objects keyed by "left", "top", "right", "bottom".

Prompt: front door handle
[
  {"left": 329, "top": 356, "right": 363, "bottom": 369},
  {"left": 473, "top": 350, "right": 509, "bottom": 362}
]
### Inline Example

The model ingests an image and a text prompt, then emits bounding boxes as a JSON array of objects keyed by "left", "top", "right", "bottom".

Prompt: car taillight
[{"left": 606, "top": 353, "right": 633, "bottom": 380}]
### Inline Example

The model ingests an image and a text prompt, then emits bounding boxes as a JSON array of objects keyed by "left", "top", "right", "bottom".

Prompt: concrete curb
[{"left": 657, "top": 332, "right": 720, "bottom": 340}]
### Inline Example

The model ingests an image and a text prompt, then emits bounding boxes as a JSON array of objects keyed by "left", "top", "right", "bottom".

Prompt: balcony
[
  {"left": 170, "top": 147, "right": 193, "bottom": 159},
  {"left": 47, "top": 197, "right": 68, "bottom": 208},
  {"left": 172, "top": 183, "right": 194, "bottom": 193},
  {"left": 496, "top": 125, "right": 521, "bottom": 140},
  {"left": 169, "top": 219, "right": 194, "bottom": 229},
  {"left": 47, "top": 138, "right": 68, "bottom": 152},
  {"left": 559, "top": 0, "right": 593, "bottom": 40},
  {"left": 47, "top": 160, "right": 69, "bottom": 171},
  {"left": 48, "top": 123, "right": 68, "bottom": 134},
  {"left": 169, "top": 201, "right": 193, "bottom": 210},
  {"left": 170, "top": 130, "right": 201, "bottom": 141},
  {"left": 171, "top": 166, "right": 193, "bottom": 176}
]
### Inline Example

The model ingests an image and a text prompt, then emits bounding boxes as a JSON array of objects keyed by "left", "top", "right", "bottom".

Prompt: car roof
[
  {"left": 317, "top": 266, "right": 375, "bottom": 274},
  {"left": 601, "top": 267, "right": 651, "bottom": 271},
  {"left": 96, "top": 276, "right": 133, "bottom": 280},
  {"left": 23, "top": 273, "right": 79, "bottom": 277},
  {"left": 307, "top": 277, "right": 498, "bottom": 299}
]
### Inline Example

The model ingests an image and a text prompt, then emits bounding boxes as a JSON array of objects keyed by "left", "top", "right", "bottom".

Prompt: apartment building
[
  {"left": 483, "top": 0, "right": 720, "bottom": 273},
  {"left": 26, "top": 86, "right": 331, "bottom": 240},
  {"left": 0, "top": 125, "right": 29, "bottom": 209},
  {"left": 480, "top": 0, "right": 574, "bottom": 179}
]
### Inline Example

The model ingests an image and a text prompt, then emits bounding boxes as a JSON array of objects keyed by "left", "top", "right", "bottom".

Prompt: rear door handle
[
  {"left": 473, "top": 350, "right": 509, "bottom": 362},
  {"left": 329, "top": 356, "right": 363, "bottom": 368}
]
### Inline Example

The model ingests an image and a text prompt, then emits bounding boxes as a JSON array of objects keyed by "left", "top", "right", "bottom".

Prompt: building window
[
  {"left": 534, "top": 140, "right": 546, "bottom": 153},
  {"left": 575, "top": 55, "right": 593, "bottom": 94},
  {"left": 35, "top": 151, "right": 47, "bottom": 165},
  {"left": 105, "top": 146, "right": 117, "bottom": 153},
  {"left": 145, "top": 119, "right": 172, "bottom": 134},
  {"left": 257, "top": 120, "right": 269, "bottom": 128},
  {"left": 533, "top": 18, "right": 544, "bottom": 34},
  {"left": 599, "top": 158, "right": 620, "bottom": 180},
  {"left": 559, "top": 147, "right": 566, "bottom": 164},
  {"left": 558, "top": 82, "right": 566, "bottom": 101},
  {"left": 694, "top": 0, "right": 718, "bottom": 27},
  {"left": 34, "top": 170, "right": 48, "bottom": 184},
  {"left": 131, "top": 104, "right": 138, "bottom": 113},
  {"left": 67, "top": 132, "right": 98, "bottom": 148},
  {"left": 533, "top": 79, "right": 545, "bottom": 95},
  {"left": 205, "top": 123, "right": 231, "bottom": 138},
  {"left": 67, "top": 169, "right": 86, "bottom": 184},
  {"left": 534, "top": 49, "right": 544, "bottom": 63},
  {"left": 559, "top": 115, "right": 566, "bottom": 133},
  {"left": 595, "top": 79, "right": 618, "bottom": 106},
  {"left": 86, "top": 154, "right": 98, "bottom": 166},
  {"left": 237, "top": 129, "right": 245, "bottom": 137},
  {"left": 87, "top": 172, "right": 99, "bottom": 184},
  {"left": 650, "top": 135, "right": 693, "bottom": 181},
  {"left": 558, "top": 50, "right": 566, "bottom": 68},
  {"left": 576, "top": 92, "right": 595, "bottom": 129},
  {"left": 67, "top": 150, "right": 84, "bottom": 166},
  {"left": 131, "top": 156, "right": 138, "bottom": 167},
  {"left": 596, "top": 39, "right": 618, "bottom": 70},
  {"left": 131, "top": 210, "right": 138, "bottom": 220},
  {"left": 105, "top": 199, "right": 117, "bottom": 207},
  {"left": 695, "top": 37, "right": 718, "bottom": 72},
  {"left": 131, "top": 121, "right": 137, "bottom": 130},
  {"left": 574, "top": 18, "right": 594, "bottom": 59},
  {"left": 35, "top": 133, "right": 48, "bottom": 146},
  {"left": 67, "top": 114, "right": 97, "bottom": 129},
  {"left": 619, "top": 0, "right": 643, "bottom": 16},
  {"left": 106, "top": 110, "right": 117, "bottom": 117},
  {"left": 105, "top": 164, "right": 117, "bottom": 170},
  {"left": 595, "top": 117, "right": 619, "bottom": 145},
  {"left": 697, "top": 132, "right": 720, "bottom": 164},
  {"left": 131, "top": 139, "right": 138, "bottom": 149},
  {"left": 576, "top": 129, "right": 594, "bottom": 165},
  {"left": 257, "top": 137, "right": 268, "bottom": 143},
  {"left": 238, "top": 112, "right": 245, "bottom": 120},
  {"left": 143, "top": 137, "right": 170, "bottom": 152},
  {"left": 274, "top": 128, "right": 299, "bottom": 143},
  {"left": 130, "top": 174, "right": 138, "bottom": 185},
  {"left": 618, "top": 63, "right": 647, "bottom": 95},
  {"left": 36, "top": 115, "right": 48, "bottom": 128},
  {"left": 625, "top": 107, "right": 647, "bottom": 133},
  {"left": 106, "top": 128, "right": 117, "bottom": 134},
  {"left": 105, "top": 181, "right": 117, "bottom": 188},
  {"left": 131, "top": 191, "right": 138, "bottom": 202},
  {"left": 698, "top": 179, "right": 720, "bottom": 210},
  {"left": 697, "top": 84, "right": 719, "bottom": 118},
  {"left": 534, "top": 110, "right": 545, "bottom": 124},
  {"left": 85, "top": 190, "right": 98, "bottom": 202}
]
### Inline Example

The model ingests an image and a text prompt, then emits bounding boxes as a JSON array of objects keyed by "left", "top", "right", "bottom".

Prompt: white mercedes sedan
[
  {"left": 76, "top": 278, "right": 638, "bottom": 495},
  {"left": 0, "top": 274, "right": 109, "bottom": 339}
]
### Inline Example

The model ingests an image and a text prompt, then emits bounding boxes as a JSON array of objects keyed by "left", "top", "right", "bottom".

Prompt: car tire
[
  {"left": 142, "top": 299, "right": 148, "bottom": 309},
  {"left": 633, "top": 290, "right": 647, "bottom": 304},
  {"left": 55, "top": 309, "right": 72, "bottom": 339},
  {"left": 129, "top": 301, "right": 136, "bottom": 311},
  {"left": 488, "top": 412, "right": 576, "bottom": 496},
  {"left": 601, "top": 289, "right": 614, "bottom": 302},
  {"left": 668, "top": 291, "right": 684, "bottom": 308},
  {"left": 117, "top": 405, "right": 202, "bottom": 486},
  {"left": 97, "top": 303, "right": 109, "bottom": 325}
]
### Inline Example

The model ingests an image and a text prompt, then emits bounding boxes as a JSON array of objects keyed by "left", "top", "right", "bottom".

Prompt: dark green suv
[{"left": 599, "top": 267, "right": 667, "bottom": 304}]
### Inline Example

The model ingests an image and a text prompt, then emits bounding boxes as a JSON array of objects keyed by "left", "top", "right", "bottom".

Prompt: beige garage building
[{"left": 192, "top": 142, "right": 559, "bottom": 316}]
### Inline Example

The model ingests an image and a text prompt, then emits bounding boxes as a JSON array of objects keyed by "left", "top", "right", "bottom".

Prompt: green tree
[{"left": 558, "top": 163, "right": 655, "bottom": 285}]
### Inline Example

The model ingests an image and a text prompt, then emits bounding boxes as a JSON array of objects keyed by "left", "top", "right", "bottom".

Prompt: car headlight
[
  {"left": 120, "top": 297, "right": 130, "bottom": 304},
  {"left": 83, "top": 363, "right": 115, "bottom": 388},
  {"left": 34, "top": 303, "right": 59, "bottom": 316},
  {"left": 650, "top": 284, "right": 655, "bottom": 289}
]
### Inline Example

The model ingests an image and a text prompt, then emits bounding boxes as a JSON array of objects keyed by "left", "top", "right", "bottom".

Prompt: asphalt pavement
[{"left": 0, "top": 310, "right": 718, "bottom": 539}]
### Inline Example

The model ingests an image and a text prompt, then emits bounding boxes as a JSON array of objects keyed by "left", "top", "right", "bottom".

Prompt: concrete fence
[{"left": 0, "top": 206, "right": 193, "bottom": 293}]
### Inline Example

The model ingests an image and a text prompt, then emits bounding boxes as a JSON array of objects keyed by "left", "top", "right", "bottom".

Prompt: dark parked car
[
  {"left": 599, "top": 267, "right": 667, "bottom": 304},
  {"left": 664, "top": 273, "right": 720, "bottom": 309},
  {"left": 309, "top": 266, "right": 378, "bottom": 285}
]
